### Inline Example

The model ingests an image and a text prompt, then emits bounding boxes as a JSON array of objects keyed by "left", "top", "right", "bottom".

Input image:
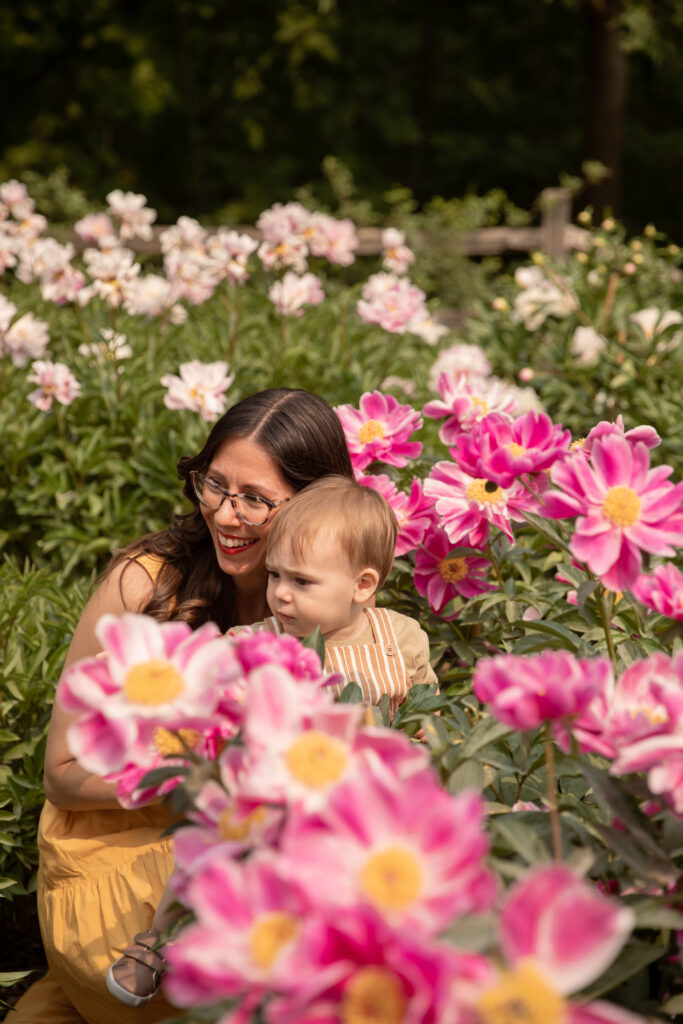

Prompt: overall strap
[{"left": 323, "top": 608, "right": 410, "bottom": 704}]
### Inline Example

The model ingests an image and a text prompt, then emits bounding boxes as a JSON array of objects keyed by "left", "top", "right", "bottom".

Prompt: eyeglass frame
[{"left": 190, "top": 470, "right": 291, "bottom": 526}]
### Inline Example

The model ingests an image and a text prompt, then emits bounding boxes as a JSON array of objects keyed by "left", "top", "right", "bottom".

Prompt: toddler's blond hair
[{"left": 266, "top": 475, "right": 397, "bottom": 588}]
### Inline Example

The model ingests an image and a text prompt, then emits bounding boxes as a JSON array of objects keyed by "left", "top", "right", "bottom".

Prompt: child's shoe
[{"left": 106, "top": 930, "right": 166, "bottom": 1007}]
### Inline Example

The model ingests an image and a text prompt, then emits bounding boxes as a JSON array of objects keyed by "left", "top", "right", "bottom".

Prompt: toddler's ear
[{"left": 354, "top": 568, "right": 379, "bottom": 603}]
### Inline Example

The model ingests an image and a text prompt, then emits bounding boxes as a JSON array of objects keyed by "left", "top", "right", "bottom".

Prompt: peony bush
[{"left": 1, "top": 180, "right": 683, "bottom": 1018}]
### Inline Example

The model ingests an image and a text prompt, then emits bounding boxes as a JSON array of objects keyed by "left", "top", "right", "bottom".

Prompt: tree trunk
[{"left": 583, "top": 0, "right": 628, "bottom": 217}]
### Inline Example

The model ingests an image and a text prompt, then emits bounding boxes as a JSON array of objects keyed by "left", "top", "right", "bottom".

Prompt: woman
[{"left": 13, "top": 388, "right": 353, "bottom": 1024}]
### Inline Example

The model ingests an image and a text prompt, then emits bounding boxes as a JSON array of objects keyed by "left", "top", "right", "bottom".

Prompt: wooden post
[{"left": 539, "top": 187, "right": 572, "bottom": 261}]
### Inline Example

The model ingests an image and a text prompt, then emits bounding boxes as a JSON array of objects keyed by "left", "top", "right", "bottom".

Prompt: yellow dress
[{"left": 12, "top": 556, "right": 182, "bottom": 1024}]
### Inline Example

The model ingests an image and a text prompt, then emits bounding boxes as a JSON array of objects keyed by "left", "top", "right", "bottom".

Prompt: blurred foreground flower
[
  {"left": 473, "top": 650, "right": 612, "bottom": 731},
  {"left": 472, "top": 865, "right": 640, "bottom": 1024}
]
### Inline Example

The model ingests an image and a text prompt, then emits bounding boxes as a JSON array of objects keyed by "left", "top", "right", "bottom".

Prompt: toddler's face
[{"left": 265, "top": 532, "right": 363, "bottom": 641}]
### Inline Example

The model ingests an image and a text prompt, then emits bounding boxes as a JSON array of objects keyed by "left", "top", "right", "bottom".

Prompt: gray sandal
[{"left": 106, "top": 930, "right": 166, "bottom": 1007}]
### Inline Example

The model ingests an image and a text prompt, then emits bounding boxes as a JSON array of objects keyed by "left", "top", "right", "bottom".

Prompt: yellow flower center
[
  {"left": 471, "top": 396, "right": 489, "bottom": 414},
  {"left": 439, "top": 556, "right": 468, "bottom": 583},
  {"left": 123, "top": 660, "right": 185, "bottom": 705},
  {"left": 476, "top": 961, "right": 567, "bottom": 1024},
  {"left": 570, "top": 438, "right": 585, "bottom": 451},
  {"left": 602, "top": 485, "right": 641, "bottom": 527},
  {"left": 285, "top": 730, "right": 349, "bottom": 789},
  {"left": 248, "top": 912, "right": 299, "bottom": 969},
  {"left": 359, "top": 419, "right": 387, "bottom": 444},
  {"left": 507, "top": 442, "right": 526, "bottom": 457},
  {"left": 153, "top": 727, "right": 200, "bottom": 756},
  {"left": 341, "top": 967, "right": 407, "bottom": 1024},
  {"left": 466, "top": 478, "right": 504, "bottom": 505},
  {"left": 360, "top": 846, "right": 422, "bottom": 910},
  {"left": 217, "top": 804, "right": 268, "bottom": 841}
]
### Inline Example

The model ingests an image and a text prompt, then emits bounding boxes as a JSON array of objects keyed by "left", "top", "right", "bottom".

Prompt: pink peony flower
[
  {"left": 545, "top": 434, "right": 683, "bottom": 591},
  {"left": 267, "top": 909, "right": 493, "bottom": 1024},
  {"left": 206, "top": 229, "right": 259, "bottom": 284},
  {"left": 123, "top": 273, "right": 173, "bottom": 317},
  {"left": 106, "top": 189, "right": 157, "bottom": 240},
  {"left": 630, "top": 307, "right": 683, "bottom": 352},
  {"left": 359, "top": 473, "right": 435, "bottom": 556},
  {"left": 268, "top": 271, "right": 324, "bottom": 317},
  {"left": 335, "top": 391, "right": 423, "bottom": 472},
  {"left": 471, "top": 865, "right": 641, "bottom": 1024},
  {"left": 408, "top": 311, "right": 449, "bottom": 346},
  {"left": 423, "top": 373, "right": 517, "bottom": 445},
  {"left": 57, "top": 613, "right": 242, "bottom": 776},
  {"left": 631, "top": 561, "right": 683, "bottom": 620},
  {"left": 257, "top": 201, "right": 312, "bottom": 244},
  {"left": 472, "top": 651, "right": 613, "bottom": 731},
  {"left": 428, "top": 343, "right": 492, "bottom": 392},
  {"left": 164, "top": 852, "right": 312, "bottom": 1008},
  {"left": 381, "top": 227, "right": 415, "bottom": 275},
  {"left": 0, "top": 295, "right": 17, "bottom": 333},
  {"left": 450, "top": 411, "right": 571, "bottom": 489},
  {"left": 82, "top": 246, "right": 141, "bottom": 307},
  {"left": 356, "top": 272, "right": 428, "bottom": 334},
  {"left": 237, "top": 662, "right": 428, "bottom": 812},
  {"left": 3, "top": 312, "right": 50, "bottom": 367},
  {"left": 413, "top": 524, "right": 493, "bottom": 617},
  {"left": 308, "top": 213, "right": 358, "bottom": 266},
  {"left": 161, "top": 360, "right": 235, "bottom": 422},
  {"left": 571, "top": 326, "right": 607, "bottom": 367},
  {"left": 159, "top": 216, "right": 207, "bottom": 255},
  {"left": 229, "top": 629, "right": 329, "bottom": 684},
  {"left": 78, "top": 329, "right": 132, "bottom": 365},
  {"left": 424, "top": 460, "right": 532, "bottom": 547},
  {"left": 258, "top": 236, "right": 308, "bottom": 274},
  {"left": 583, "top": 415, "right": 660, "bottom": 455},
  {"left": 27, "top": 360, "right": 80, "bottom": 410},
  {"left": 0, "top": 179, "right": 31, "bottom": 214},
  {"left": 281, "top": 772, "right": 496, "bottom": 934},
  {"left": 73, "top": 212, "right": 117, "bottom": 248}
]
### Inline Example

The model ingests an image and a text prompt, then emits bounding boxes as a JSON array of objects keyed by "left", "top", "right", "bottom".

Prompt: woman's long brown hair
[{"left": 108, "top": 388, "right": 354, "bottom": 631}]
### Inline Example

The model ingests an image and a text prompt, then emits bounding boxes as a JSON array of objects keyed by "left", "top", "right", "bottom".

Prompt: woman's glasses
[{"left": 190, "top": 471, "right": 290, "bottom": 526}]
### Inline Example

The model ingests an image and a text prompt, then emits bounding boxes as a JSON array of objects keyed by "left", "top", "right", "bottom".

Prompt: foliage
[{"left": 2, "top": 1, "right": 683, "bottom": 235}]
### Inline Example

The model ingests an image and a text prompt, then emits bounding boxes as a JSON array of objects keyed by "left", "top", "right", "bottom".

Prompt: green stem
[
  {"left": 486, "top": 540, "right": 506, "bottom": 592},
  {"left": 545, "top": 724, "right": 562, "bottom": 861},
  {"left": 54, "top": 406, "right": 82, "bottom": 490},
  {"left": 226, "top": 286, "right": 243, "bottom": 363},
  {"left": 595, "top": 584, "right": 618, "bottom": 670}
]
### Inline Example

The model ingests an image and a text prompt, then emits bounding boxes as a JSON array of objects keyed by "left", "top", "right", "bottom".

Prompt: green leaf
[
  {"left": 577, "top": 942, "right": 665, "bottom": 1000},
  {"left": 338, "top": 681, "right": 363, "bottom": 703},
  {"left": 301, "top": 626, "right": 325, "bottom": 665},
  {"left": 451, "top": 716, "right": 512, "bottom": 761},
  {"left": 490, "top": 816, "right": 553, "bottom": 865},
  {"left": 447, "top": 759, "right": 486, "bottom": 794}
]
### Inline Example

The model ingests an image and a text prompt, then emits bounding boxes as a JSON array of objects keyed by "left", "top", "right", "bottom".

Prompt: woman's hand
[{"left": 43, "top": 559, "right": 155, "bottom": 811}]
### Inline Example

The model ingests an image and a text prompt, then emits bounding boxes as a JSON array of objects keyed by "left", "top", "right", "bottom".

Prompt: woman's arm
[{"left": 43, "top": 559, "right": 155, "bottom": 810}]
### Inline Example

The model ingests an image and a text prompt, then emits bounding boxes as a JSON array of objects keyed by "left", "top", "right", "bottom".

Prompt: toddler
[{"left": 107, "top": 475, "right": 437, "bottom": 1005}]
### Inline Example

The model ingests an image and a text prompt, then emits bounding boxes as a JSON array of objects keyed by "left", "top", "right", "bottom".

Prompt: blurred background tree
[{"left": 0, "top": 0, "right": 681, "bottom": 234}]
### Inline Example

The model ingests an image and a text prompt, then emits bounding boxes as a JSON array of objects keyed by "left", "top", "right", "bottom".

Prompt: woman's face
[{"left": 199, "top": 436, "right": 297, "bottom": 586}]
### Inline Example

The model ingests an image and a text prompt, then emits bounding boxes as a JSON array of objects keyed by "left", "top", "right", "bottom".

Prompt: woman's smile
[{"left": 216, "top": 531, "right": 258, "bottom": 554}]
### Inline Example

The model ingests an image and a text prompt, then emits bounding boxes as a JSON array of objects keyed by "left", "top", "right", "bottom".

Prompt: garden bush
[{"left": 0, "top": 181, "right": 682, "bottom": 1020}]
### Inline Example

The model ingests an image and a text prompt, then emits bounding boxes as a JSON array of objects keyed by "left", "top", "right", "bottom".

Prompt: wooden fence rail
[{"left": 67, "top": 187, "right": 589, "bottom": 262}]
